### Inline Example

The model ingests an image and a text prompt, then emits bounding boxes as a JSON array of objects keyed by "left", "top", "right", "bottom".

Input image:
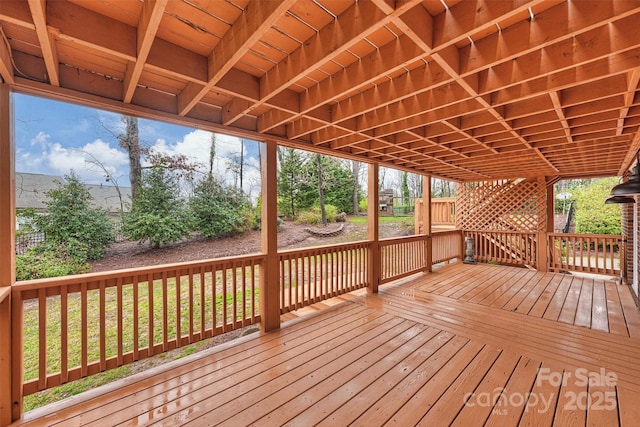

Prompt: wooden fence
[
  {"left": 13, "top": 254, "right": 263, "bottom": 397},
  {"left": 432, "top": 230, "right": 463, "bottom": 265},
  {"left": 278, "top": 242, "right": 370, "bottom": 313},
  {"left": 547, "top": 233, "right": 623, "bottom": 276},
  {"left": 10, "top": 227, "right": 625, "bottom": 401},
  {"left": 380, "top": 235, "right": 429, "bottom": 284},
  {"left": 431, "top": 198, "right": 456, "bottom": 225}
]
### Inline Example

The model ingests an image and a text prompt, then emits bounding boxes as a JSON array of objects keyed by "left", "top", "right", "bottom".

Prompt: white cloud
[
  {"left": 30, "top": 131, "right": 50, "bottom": 150},
  {"left": 18, "top": 133, "right": 130, "bottom": 186},
  {"left": 47, "top": 139, "right": 129, "bottom": 185}
]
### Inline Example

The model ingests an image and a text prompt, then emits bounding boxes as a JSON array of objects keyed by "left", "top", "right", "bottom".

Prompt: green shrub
[
  {"left": 574, "top": 177, "right": 621, "bottom": 235},
  {"left": 16, "top": 245, "right": 90, "bottom": 281},
  {"left": 34, "top": 172, "right": 114, "bottom": 260},
  {"left": 189, "top": 176, "right": 250, "bottom": 238},
  {"left": 359, "top": 198, "right": 368, "bottom": 212},
  {"left": 295, "top": 204, "right": 338, "bottom": 225},
  {"left": 123, "top": 167, "right": 191, "bottom": 248}
]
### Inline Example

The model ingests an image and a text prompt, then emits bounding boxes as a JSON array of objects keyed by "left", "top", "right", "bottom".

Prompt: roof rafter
[
  {"left": 177, "top": 0, "right": 297, "bottom": 116},
  {"left": 0, "top": 25, "right": 13, "bottom": 84},
  {"left": 123, "top": 0, "right": 168, "bottom": 103},
  {"left": 27, "top": 0, "right": 58, "bottom": 86}
]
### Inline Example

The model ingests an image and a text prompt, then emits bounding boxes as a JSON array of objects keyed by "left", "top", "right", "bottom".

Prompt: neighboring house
[{"left": 15, "top": 172, "right": 131, "bottom": 218}]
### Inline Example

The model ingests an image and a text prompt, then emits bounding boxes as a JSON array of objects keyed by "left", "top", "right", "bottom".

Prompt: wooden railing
[
  {"left": 548, "top": 233, "right": 623, "bottom": 275},
  {"left": 278, "top": 242, "right": 370, "bottom": 313},
  {"left": 464, "top": 230, "right": 537, "bottom": 267},
  {"left": 380, "top": 235, "right": 428, "bottom": 284},
  {"left": 13, "top": 254, "right": 264, "bottom": 397},
  {"left": 431, "top": 198, "right": 456, "bottom": 225},
  {"left": 11, "top": 227, "right": 626, "bottom": 404},
  {"left": 432, "top": 230, "right": 463, "bottom": 265}
]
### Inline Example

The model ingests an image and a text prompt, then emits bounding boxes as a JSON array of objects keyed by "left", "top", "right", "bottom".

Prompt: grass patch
[
  {"left": 348, "top": 215, "right": 412, "bottom": 224},
  {"left": 24, "top": 365, "right": 132, "bottom": 411}
]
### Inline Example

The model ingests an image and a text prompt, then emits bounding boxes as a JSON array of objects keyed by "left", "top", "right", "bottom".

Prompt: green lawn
[{"left": 347, "top": 215, "right": 414, "bottom": 224}]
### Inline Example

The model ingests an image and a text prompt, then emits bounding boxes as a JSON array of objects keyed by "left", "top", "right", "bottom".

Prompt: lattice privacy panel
[{"left": 456, "top": 179, "right": 545, "bottom": 232}]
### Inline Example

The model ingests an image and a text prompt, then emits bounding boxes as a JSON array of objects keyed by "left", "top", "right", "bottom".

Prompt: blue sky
[{"left": 13, "top": 93, "right": 262, "bottom": 197}]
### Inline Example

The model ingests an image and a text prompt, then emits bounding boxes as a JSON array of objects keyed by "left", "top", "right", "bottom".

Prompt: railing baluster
[
  {"left": 232, "top": 263, "right": 238, "bottom": 328},
  {"left": 38, "top": 288, "right": 46, "bottom": 390},
  {"left": 147, "top": 277, "right": 154, "bottom": 357},
  {"left": 81, "top": 282, "right": 88, "bottom": 376},
  {"left": 117, "top": 277, "right": 123, "bottom": 366},
  {"left": 188, "top": 268, "right": 194, "bottom": 344},
  {"left": 241, "top": 262, "right": 247, "bottom": 328},
  {"left": 133, "top": 276, "right": 139, "bottom": 360},
  {"left": 60, "top": 286, "right": 68, "bottom": 384},
  {"left": 99, "top": 280, "right": 106, "bottom": 371},
  {"left": 222, "top": 264, "right": 227, "bottom": 332},
  {"left": 251, "top": 259, "right": 257, "bottom": 323},
  {"left": 161, "top": 272, "right": 168, "bottom": 351},
  {"left": 175, "top": 270, "right": 181, "bottom": 348}
]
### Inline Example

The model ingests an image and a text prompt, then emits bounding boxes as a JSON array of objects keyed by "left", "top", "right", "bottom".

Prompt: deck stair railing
[{"left": 464, "top": 230, "right": 538, "bottom": 268}]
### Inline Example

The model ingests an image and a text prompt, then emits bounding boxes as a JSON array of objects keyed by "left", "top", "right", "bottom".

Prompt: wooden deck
[{"left": 14, "top": 264, "right": 640, "bottom": 426}]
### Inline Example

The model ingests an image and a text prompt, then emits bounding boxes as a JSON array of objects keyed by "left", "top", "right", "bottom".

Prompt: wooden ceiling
[{"left": 1, "top": 0, "right": 640, "bottom": 182}]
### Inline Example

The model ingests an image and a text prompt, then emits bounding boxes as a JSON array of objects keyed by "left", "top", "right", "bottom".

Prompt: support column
[
  {"left": 546, "top": 181, "right": 555, "bottom": 233},
  {"left": 422, "top": 175, "right": 432, "bottom": 272},
  {"left": 537, "top": 177, "right": 549, "bottom": 272},
  {"left": 0, "top": 83, "right": 17, "bottom": 424},
  {"left": 367, "top": 163, "right": 379, "bottom": 294},
  {"left": 259, "top": 141, "right": 280, "bottom": 332}
]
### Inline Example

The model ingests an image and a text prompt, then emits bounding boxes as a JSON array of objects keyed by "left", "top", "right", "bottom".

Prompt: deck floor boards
[{"left": 14, "top": 264, "right": 640, "bottom": 427}]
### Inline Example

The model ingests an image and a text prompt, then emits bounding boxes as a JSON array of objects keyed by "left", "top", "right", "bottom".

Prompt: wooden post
[
  {"left": 259, "top": 141, "right": 280, "bottom": 332},
  {"left": 0, "top": 83, "right": 18, "bottom": 424},
  {"left": 422, "top": 175, "right": 432, "bottom": 272},
  {"left": 537, "top": 177, "right": 549, "bottom": 272},
  {"left": 367, "top": 163, "right": 379, "bottom": 294},
  {"left": 546, "top": 181, "right": 555, "bottom": 233}
]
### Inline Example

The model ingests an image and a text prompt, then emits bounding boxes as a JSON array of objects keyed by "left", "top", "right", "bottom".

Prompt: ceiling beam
[
  {"left": 177, "top": 0, "right": 296, "bottom": 116},
  {"left": 617, "top": 68, "right": 640, "bottom": 136},
  {"left": 27, "top": 0, "right": 58, "bottom": 86},
  {"left": 0, "top": 25, "right": 13, "bottom": 84},
  {"left": 259, "top": 33, "right": 427, "bottom": 132},
  {"left": 243, "top": 0, "right": 425, "bottom": 130},
  {"left": 123, "top": 0, "right": 168, "bottom": 103}
]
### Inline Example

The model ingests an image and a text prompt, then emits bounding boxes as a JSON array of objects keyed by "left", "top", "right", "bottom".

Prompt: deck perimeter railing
[
  {"left": 380, "top": 235, "right": 429, "bottom": 284},
  {"left": 10, "top": 227, "right": 624, "bottom": 404},
  {"left": 548, "top": 233, "right": 623, "bottom": 275},
  {"left": 278, "top": 242, "right": 370, "bottom": 313},
  {"left": 13, "top": 254, "right": 263, "bottom": 397},
  {"left": 432, "top": 230, "right": 463, "bottom": 265}
]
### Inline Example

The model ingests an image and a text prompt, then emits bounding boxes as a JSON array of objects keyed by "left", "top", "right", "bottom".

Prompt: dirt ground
[{"left": 89, "top": 219, "right": 412, "bottom": 273}]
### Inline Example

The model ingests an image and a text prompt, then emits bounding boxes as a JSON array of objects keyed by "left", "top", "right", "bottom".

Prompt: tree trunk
[
  {"left": 208, "top": 133, "right": 216, "bottom": 178},
  {"left": 352, "top": 160, "right": 360, "bottom": 215},
  {"left": 119, "top": 116, "right": 141, "bottom": 201},
  {"left": 317, "top": 154, "right": 327, "bottom": 225}
]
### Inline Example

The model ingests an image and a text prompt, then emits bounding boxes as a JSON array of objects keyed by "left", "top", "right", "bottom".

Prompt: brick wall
[{"left": 621, "top": 202, "right": 634, "bottom": 286}]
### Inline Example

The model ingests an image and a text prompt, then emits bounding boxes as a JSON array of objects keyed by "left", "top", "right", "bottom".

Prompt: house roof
[
  {"left": 1, "top": 1, "right": 639, "bottom": 182},
  {"left": 15, "top": 172, "right": 130, "bottom": 213}
]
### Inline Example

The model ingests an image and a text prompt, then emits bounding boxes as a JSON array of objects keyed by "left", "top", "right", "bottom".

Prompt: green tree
[
  {"left": 277, "top": 147, "right": 308, "bottom": 219},
  {"left": 573, "top": 177, "right": 622, "bottom": 235},
  {"left": 300, "top": 156, "right": 356, "bottom": 215},
  {"left": 190, "top": 176, "right": 250, "bottom": 238},
  {"left": 401, "top": 171, "right": 410, "bottom": 206},
  {"left": 122, "top": 167, "right": 191, "bottom": 248},
  {"left": 34, "top": 172, "right": 114, "bottom": 260}
]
